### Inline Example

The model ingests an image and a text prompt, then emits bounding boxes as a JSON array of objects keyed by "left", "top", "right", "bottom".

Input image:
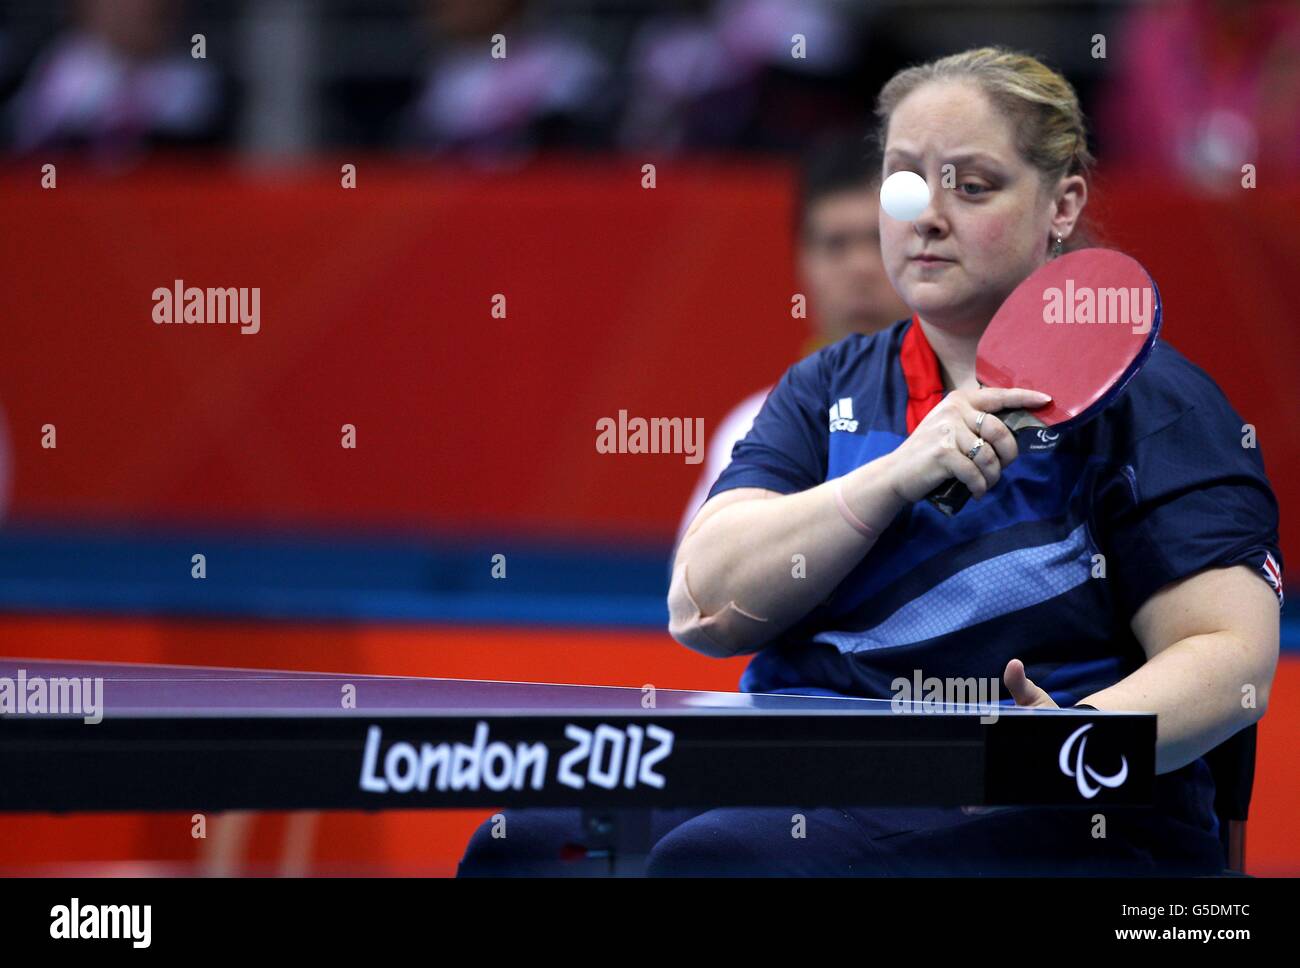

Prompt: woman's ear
[{"left": 1050, "top": 173, "right": 1088, "bottom": 240}]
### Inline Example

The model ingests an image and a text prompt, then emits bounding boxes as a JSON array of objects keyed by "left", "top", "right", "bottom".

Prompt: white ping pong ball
[{"left": 880, "top": 171, "right": 931, "bottom": 221}]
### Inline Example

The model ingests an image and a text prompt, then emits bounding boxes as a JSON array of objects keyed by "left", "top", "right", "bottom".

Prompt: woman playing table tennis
[{"left": 461, "top": 47, "right": 1282, "bottom": 876}]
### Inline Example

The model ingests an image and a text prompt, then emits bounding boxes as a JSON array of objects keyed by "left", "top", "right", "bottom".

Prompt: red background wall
[{"left": 0, "top": 161, "right": 1294, "bottom": 546}]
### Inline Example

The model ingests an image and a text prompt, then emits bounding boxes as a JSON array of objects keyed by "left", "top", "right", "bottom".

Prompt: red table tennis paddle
[{"left": 926, "top": 247, "right": 1161, "bottom": 516}]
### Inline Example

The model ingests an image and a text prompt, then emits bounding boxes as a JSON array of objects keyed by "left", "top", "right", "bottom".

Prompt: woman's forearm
[
  {"left": 1081, "top": 632, "right": 1274, "bottom": 774},
  {"left": 667, "top": 453, "right": 907, "bottom": 657}
]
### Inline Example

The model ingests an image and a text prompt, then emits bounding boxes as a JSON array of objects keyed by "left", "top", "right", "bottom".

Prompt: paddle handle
[{"left": 923, "top": 409, "right": 1048, "bottom": 517}]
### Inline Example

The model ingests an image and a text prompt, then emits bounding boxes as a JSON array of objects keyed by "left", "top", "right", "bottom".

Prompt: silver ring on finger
[
  {"left": 974, "top": 411, "right": 988, "bottom": 438},
  {"left": 967, "top": 438, "right": 985, "bottom": 461}
]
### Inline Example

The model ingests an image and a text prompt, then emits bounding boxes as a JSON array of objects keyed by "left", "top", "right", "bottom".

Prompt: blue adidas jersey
[{"left": 707, "top": 317, "right": 1282, "bottom": 833}]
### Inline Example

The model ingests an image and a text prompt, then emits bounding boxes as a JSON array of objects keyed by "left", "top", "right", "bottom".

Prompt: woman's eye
[{"left": 958, "top": 182, "right": 989, "bottom": 196}]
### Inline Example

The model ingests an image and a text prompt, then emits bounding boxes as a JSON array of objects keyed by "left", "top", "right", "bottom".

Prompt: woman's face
[{"left": 880, "top": 80, "right": 1076, "bottom": 336}]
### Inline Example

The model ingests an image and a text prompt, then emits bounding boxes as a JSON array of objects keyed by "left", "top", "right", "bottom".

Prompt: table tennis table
[{"left": 0, "top": 659, "right": 1154, "bottom": 813}]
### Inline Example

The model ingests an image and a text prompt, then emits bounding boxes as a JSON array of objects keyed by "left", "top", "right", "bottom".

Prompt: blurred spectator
[
  {"left": 5, "top": 0, "right": 223, "bottom": 162},
  {"left": 677, "top": 130, "right": 909, "bottom": 539},
  {"left": 620, "top": 0, "right": 882, "bottom": 153},
  {"left": 401, "top": 0, "right": 617, "bottom": 158},
  {"left": 1098, "top": 0, "right": 1300, "bottom": 188}
]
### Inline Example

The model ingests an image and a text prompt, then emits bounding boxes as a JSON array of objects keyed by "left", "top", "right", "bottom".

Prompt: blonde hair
[{"left": 874, "top": 47, "right": 1097, "bottom": 251}]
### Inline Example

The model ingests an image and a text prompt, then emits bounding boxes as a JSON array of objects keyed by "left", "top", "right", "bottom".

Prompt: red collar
[{"left": 899, "top": 315, "right": 945, "bottom": 433}]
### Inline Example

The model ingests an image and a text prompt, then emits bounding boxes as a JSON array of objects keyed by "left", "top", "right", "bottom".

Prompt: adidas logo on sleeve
[{"left": 828, "top": 397, "right": 859, "bottom": 433}]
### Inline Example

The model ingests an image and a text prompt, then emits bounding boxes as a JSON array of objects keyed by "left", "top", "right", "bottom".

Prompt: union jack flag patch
[{"left": 1262, "top": 552, "right": 1284, "bottom": 607}]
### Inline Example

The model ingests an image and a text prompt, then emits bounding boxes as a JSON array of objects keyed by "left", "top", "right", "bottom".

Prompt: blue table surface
[{"left": 0, "top": 658, "right": 1129, "bottom": 719}]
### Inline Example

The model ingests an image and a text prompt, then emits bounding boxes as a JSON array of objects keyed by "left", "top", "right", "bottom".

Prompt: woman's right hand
[{"left": 883, "top": 387, "right": 1052, "bottom": 504}]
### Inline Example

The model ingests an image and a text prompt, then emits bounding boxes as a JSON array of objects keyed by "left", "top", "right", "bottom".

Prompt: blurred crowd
[{"left": 0, "top": 0, "right": 1298, "bottom": 186}]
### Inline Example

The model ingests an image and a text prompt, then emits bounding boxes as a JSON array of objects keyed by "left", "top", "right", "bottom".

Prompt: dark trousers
[{"left": 457, "top": 804, "right": 1225, "bottom": 877}]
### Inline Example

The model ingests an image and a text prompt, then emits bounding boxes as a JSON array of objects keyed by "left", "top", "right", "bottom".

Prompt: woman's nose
[{"left": 910, "top": 183, "right": 949, "bottom": 235}]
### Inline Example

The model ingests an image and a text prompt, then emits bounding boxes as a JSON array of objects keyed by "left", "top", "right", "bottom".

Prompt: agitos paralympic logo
[{"left": 1058, "top": 723, "right": 1129, "bottom": 799}]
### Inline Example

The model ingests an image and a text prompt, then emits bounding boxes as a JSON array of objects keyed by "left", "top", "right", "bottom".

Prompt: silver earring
[{"left": 1052, "top": 235, "right": 1064, "bottom": 257}]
